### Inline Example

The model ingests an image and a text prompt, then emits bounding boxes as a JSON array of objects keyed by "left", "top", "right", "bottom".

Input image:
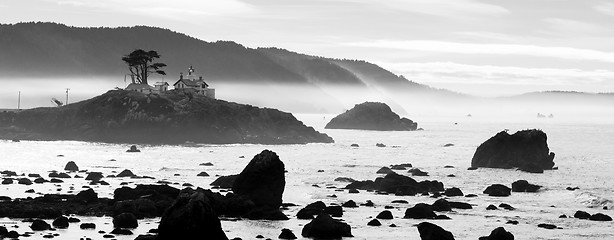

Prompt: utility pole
[
  {"left": 17, "top": 91, "right": 21, "bottom": 110},
  {"left": 65, "top": 88, "right": 70, "bottom": 105}
]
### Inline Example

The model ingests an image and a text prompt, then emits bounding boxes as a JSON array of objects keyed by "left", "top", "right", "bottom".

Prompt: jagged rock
[
  {"left": 301, "top": 213, "right": 353, "bottom": 239},
  {"left": 64, "top": 161, "right": 79, "bottom": 171},
  {"left": 52, "top": 216, "right": 69, "bottom": 229},
  {"left": 417, "top": 222, "right": 455, "bottom": 240},
  {"left": 471, "top": 129, "right": 555, "bottom": 171},
  {"left": 157, "top": 188, "right": 228, "bottom": 240},
  {"left": 479, "top": 227, "right": 514, "bottom": 240},
  {"left": 511, "top": 180, "right": 541, "bottom": 192},
  {"left": 376, "top": 210, "right": 393, "bottom": 219},
  {"left": 232, "top": 150, "right": 285, "bottom": 209},
  {"left": 325, "top": 102, "right": 418, "bottom": 131},
  {"left": 345, "top": 172, "right": 443, "bottom": 196},
  {"left": 279, "top": 228, "right": 297, "bottom": 239},
  {"left": 484, "top": 184, "right": 511, "bottom": 197}
]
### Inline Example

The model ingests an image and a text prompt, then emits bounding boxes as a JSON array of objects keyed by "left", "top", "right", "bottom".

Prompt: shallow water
[{"left": 0, "top": 113, "right": 612, "bottom": 239}]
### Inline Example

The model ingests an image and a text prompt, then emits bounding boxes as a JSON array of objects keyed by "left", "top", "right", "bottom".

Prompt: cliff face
[
  {"left": 0, "top": 89, "right": 333, "bottom": 144},
  {"left": 324, "top": 102, "right": 418, "bottom": 131}
]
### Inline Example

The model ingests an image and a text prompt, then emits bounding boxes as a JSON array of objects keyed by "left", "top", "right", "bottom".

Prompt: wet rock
[
  {"left": 52, "top": 216, "right": 69, "bottom": 229},
  {"left": 18, "top": 178, "right": 33, "bottom": 185},
  {"left": 113, "top": 212, "right": 138, "bottom": 228},
  {"left": 483, "top": 184, "right": 511, "bottom": 197},
  {"left": 589, "top": 213, "right": 612, "bottom": 221},
  {"left": 211, "top": 175, "right": 238, "bottom": 189},
  {"left": 417, "top": 222, "right": 455, "bottom": 240},
  {"left": 348, "top": 189, "right": 359, "bottom": 194},
  {"left": 376, "top": 143, "right": 386, "bottom": 147},
  {"left": 390, "top": 163, "right": 412, "bottom": 170},
  {"left": 342, "top": 200, "right": 358, "bottom": 208},
  {"left": 75, "top": 188, "right": 98, "bottom": 203},
  {"left": 376, "top": 167, "right": 394, "bottom": 174},
  {"left": 111, "top": 228, "right": 133, "bottom": 235},
  {"left": 479, "top": 227, "right": 514, "bottom": 240},
  {"left": 297, "top": 201, "right": 326, "bottom": 219},
  {"left": 471, "top": 129, "right": 555, "bottom": 171},
  {"left": 367, "top": 219, "right": 381, "bottom": 226},
  {"left": 404, "top": 203, "right": 437, "bottom": 219},
  {"left": 325, "top": 102, "right": 418, "bottom": 131},
  {"left": 511, "top": 180, "right": 541, "bottom": 192},
  {"left": 279, "top": 228, "right": 297, "bottom": 239},
  {"left": 30, "top": 219, "right": 51, "bottom": 231},
  {"left": 432, "top": 199, "right": 452, "bottom": 212},
  {"left": 449, "top": 201, "right": 472, "bottom": 209},
  {"left": 1, "top": 178, "right": 13, "bottom": 184},
  {"left": 443, "top": 143, "right": 454, "bottom": 147},
  {"left": 64, "top": 161, "right": 79, "bottom": 171},
  {"left": 537, "top": 223, "right": 557, "bottom": 229},
  {"left": 50, "top": 178, "right": 64, "bottom": 183},
  {"left": 518, "top": 162, "right": 544, "bottom": 173},
  {"left": 334, "top": 177, "right": 356, "bottom": 183},
  {"left": 486, "top": 205, "right": 498, "bottom": 210},
  {"left": 408, "top": 168, "right": 429, "bottom": 176},
  {"left": 85, "top": 172, "right": 103, "bottom": 181},
  {"left": 5, "top": 230, "right": 19, "bottom": 238},
  {"left": 68, "top": 217, "right": 80, "bottom": 223},
  {"left": 117, "top": 169, "right": 136, "bottom": 178},
  {"left": 324, "top": 206, "right": 343, "bottom": 217},
  {"left": 158, "top": 188, "right": 228, "bottom": 240},
  {"left": 80, "top": 223, "right": 96, "bottom": 229},
  {"left": 506, "top": 220, "right": 519, "bottom": 225},
  {"left": 57, "top": 172, "right": 71, "bottom": 178},
  {"left": 127, "top": 145, "right": 140, "bottom": 152},
  {"left": 574, "top": 210, "right": 591, "bottom": 219},
  {"left": 301, "top": 213, "right": 353, "bottom": 239},
  {"left": 28, "top": 173, "right": 41, "bottom": 178},
  {"left": 350, "top": 144, "right": 359, "bottom": 147},
  {"left": 444, "top": 187, "right": 464, "bottom": 197},
  {"left": 376, "top": 210, "right": 393, "bottom": 219},
  {"left": 200, "top": 162, "right": 214, "bottom": 166},
  {"left": 499, "top": 203, "right": 515, "bottom": 210},
  {"left": 232, "top": 150, "right": 285, "bottom": 209},
  {"left": 113, "top": 185, "right": 180, "bottom": 202},
  {"left": 346, "top": 172, "right": 443, "bottom": 196},
  {"left": 1, "top": 170, "right": 17, "bottom": 176},
  {"left": 197, "top": 171, "right": 209, "bottom": 177}
]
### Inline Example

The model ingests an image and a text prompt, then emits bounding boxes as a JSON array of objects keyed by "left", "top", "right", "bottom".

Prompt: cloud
[
  {"left": 543, "top": 18, "right": 609, "bottom": 34},
  {"left": 595, "top": 2, "right": 614, "bottom": 16},
  {"left": 53, "top": 0, "right": 256, "bottom": 19},
  {"left": 379, "top": 61, "right": 614, "bottom": 88},
  {"left": 348, "top": 0, "right": 510, "bottom": 17},
  {"left": 345, "top": 40, "right": 614, "bottom": 63}
]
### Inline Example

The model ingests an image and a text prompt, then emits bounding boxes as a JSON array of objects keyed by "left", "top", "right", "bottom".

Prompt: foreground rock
[
  {"left": 233, "top": 150, "right": 285, "bottom": 209},
  {"left": 325, "top": 102, "right": 418, "bottom": 131},
  {"left": 471, "top": 129, "right": 555, "bottom": 171},
  {"left": 479, "top": 227, "right": 514, "bottom": 240},
  {"left": 301, "top": 213, "right": 353, "bottom": 239},
  {"left": 158, "top": 188, "right": 228, "bottom": 240},
  {"left": 0, "top": 89, "right": 333, "bottom": 144},
  {"left": 511, "top": 180, "right": 541, "bottom": 192},
  {"left": 417, "top": 222, "right": 454, "bottom": 240}
]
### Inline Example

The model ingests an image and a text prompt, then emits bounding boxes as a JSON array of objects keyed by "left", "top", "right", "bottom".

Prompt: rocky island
[
  {"left": 471, "top": 129, "right": 555, "bottom": 172},
  {"left": 325, "top": 102, "right": 418, "bottom": 131},
  {"left": 0, "top": 89, "right": 333, "bottom": 144}
]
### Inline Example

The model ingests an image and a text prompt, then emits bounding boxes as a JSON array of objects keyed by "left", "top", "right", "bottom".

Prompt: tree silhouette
[{"left": 122, "top": 49, "right": 166, "bottom": 85}]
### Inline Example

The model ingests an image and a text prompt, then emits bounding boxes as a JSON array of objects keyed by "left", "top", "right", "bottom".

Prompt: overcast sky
[{"left": 2, "top": 0, "right": 614, "bottom": 96}]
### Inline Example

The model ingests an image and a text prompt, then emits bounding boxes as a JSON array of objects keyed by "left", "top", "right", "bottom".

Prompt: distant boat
[
  {"left": 466, "top": 114, "right": 472, "bottom": 117},
  {"left": 537, "top": 113, "right": 546, "bottom": 118}
]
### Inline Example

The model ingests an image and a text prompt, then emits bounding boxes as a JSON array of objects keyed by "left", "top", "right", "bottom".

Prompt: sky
[{"left": 2, "top": 0, "right": 614, "bottom": 97}]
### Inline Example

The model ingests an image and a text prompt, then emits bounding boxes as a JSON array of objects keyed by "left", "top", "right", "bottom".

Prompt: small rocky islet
[
  {"left": 325, "top": 102, "right": 419, "bottom": 131},
  {"left": 0, "top": 129, "right": 611, "bottom": 240}
]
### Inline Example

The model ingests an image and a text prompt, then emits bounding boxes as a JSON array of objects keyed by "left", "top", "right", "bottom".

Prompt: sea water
[{"left": 0, "top": 113, "right": 612, "bottom": 239}]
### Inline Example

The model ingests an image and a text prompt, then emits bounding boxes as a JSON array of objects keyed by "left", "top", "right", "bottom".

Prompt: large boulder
[
  {"left": 479, "top": 227, "right": 514, "bottom": 240},
  {"left": 511, "top": 180, "right": 541, "bottom": 192},
  {"left": 64, "top": 161, "right": 79, "bottom": 171},
  {"left": 325, "top": 102, "right": 418, "bottom": 131},
  {"left": 232, "top": 150, "right": 285, "bottom": 209},
  {"left": 301, "top": 213, "right": 353, "bottom": 239},
  {"left": 404, "top": 203, "right": 437, "bottom": 219},
  {"left": 417, "top": 222, "right": 455, "bottom": 240},
  {"left": 471, "top": 129, "right": 555, "bottom": 171},
  {"left": 157, "top": 188, "right": 228, "bottom": 240},
  {"left": 484, "top": 184, "right": 511, "bottom": 197}
]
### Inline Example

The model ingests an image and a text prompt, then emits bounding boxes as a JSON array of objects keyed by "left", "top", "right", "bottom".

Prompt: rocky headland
[
  {"left": 0, "top": 89, "right": 333, "bottom": 144},
  {"left": 325, "top": 102, "right": 418, "bottom": 131}
]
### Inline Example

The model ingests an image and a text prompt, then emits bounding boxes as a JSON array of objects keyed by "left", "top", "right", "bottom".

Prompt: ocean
[{"left": 1, "top": 113, "right": 612, "bottom": 239}]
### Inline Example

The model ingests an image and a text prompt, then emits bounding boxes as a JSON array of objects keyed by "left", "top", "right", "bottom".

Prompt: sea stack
[
  {"left": 325, "top": 102, "right": 417, "bottom": 131},
  {"left": 471, "top": 129, "right": 555, "bottom": 171}
]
